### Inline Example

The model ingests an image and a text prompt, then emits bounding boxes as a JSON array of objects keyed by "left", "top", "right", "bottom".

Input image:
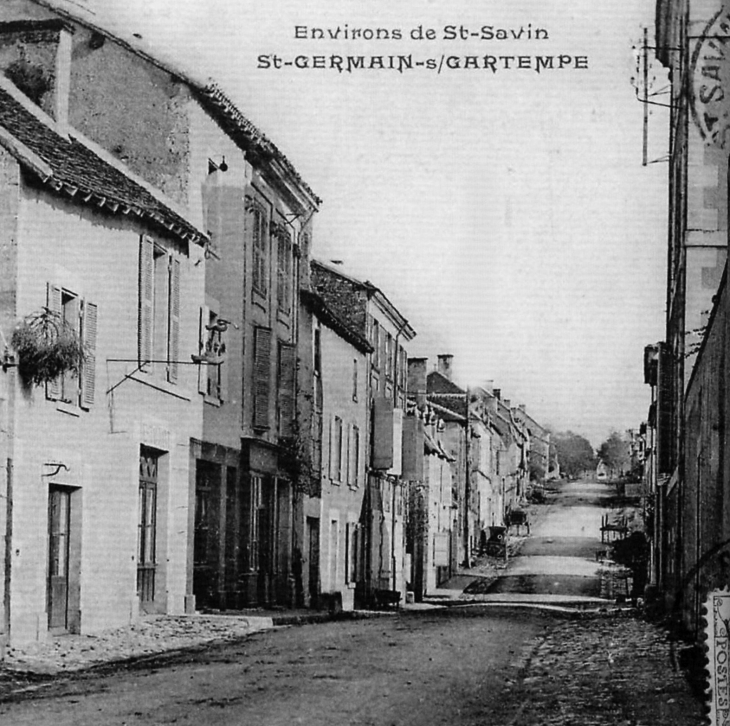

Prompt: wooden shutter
[
  {"left": 138, "top": 236, "right": 154, "bottom": 366},
  {"left": 46, "top": 282, "right": 62, "bottom": 400},
  {"left": 372, "top": 397, "right": 395, "bottom": 470},
  {"left": 80, "top": 300, "right": 98, "bottom": 409},
  {"left": 657, "top": 343, "right": 673, "bottom": 475},
  {"left": 253, "top": 327, "right": 272, "bottom": 429},
  {"left": 277, "top": 342, "right": 296, "bottom": 438},
  {"left": 327, "top": 417, "right": 335, "bottom": 479},
  {"left": 198, "top": 305, "right": 209, "bottom": 394},
  {"left": 167, "top": 256, "right": 180, "bottom": 383}
]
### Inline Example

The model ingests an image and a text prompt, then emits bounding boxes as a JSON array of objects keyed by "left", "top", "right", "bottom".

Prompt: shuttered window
[
  {"left": 247, "top": 201, "right": 268, "bottom": 298},
  {"left": 138, "top": 235, "right": 181, "bottom": 385},
  {"left": 276, "top": 230, "right": 292, "bottom": 314},
  {"left": 46, "top": 283, "right": 63, "bottom": 401},
  {"left": 351, "top": 425, "right": 360, "bottom": 487},
  {"left": 253, "top": 326, "right": 272, "bottom": 429},
  {"left": 46, "top": 282, "right": 97, "bottom": 409},
  {"left": 138, "top": 235, "right": 154, "bottom": 366},
  {"left": 167, "top": 257, "right": 180, "bottom": 383},
  {"left": 80, "top": 300, "right": 98, "bottom": 409},
  {"left": 277, "top": 341, "right": 296, "bottom": 438},
  {"left": 332, "top": 416, "right": 343, "bottom": 482}
]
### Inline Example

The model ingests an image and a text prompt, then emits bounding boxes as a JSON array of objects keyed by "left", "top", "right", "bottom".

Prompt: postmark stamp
[
  {"left": 691, "top": 7, "right": 730, "bottom": 148},
  {"left": 706, "top": 589, "right": 730, "bottom": 725}
]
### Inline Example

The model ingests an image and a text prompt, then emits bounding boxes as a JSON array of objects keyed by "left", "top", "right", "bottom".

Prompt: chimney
[
  {"left": 493, "top": 388, "right": 501, "bottom": 400},
  {"left": 504, "top": 399, "right": 511, "bottom": 409},
  {"left": 518, "top": 404, "right": 526, "bottom": 412},
  {"left": 408, "top": 357, "right": 428, "bottom": 407},
  {"left": 437, "top": 354, "right": 454, "bottom": 381},
  {"left": 55, "top": 24, "right": 73, "bottom": 133}
]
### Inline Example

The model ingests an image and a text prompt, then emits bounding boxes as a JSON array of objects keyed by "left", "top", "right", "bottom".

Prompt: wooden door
[
  {"left": 48, "top": 487, "right": 71, "bottom": 630},
  {"left": 137, "top": 450, "right": 158, "bottom": 608},
  {"left": 193, "top": 460, "right": 221, "bottom": 608},
  {"left": 307, "top": 517, "right": 320, "bottom": 606}
]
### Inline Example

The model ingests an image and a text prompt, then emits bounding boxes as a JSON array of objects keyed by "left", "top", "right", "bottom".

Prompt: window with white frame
[{"left": 138, "top": 235, "right": 180, "bottom": 383}]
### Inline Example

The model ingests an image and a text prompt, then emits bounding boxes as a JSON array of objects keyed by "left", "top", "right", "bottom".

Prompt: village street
[{"left": 0, "top": 479, "right": 703, "bottom": 725}]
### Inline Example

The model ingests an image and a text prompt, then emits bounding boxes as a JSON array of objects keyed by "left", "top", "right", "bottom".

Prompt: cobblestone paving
[
  {"left": 3, "top": 614, "right": 270, "bottom": 675},
  {"left": 501, "top": 613, "right": 705, "bottom": 726}
]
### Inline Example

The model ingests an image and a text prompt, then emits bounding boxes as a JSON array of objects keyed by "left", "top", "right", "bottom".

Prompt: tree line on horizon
[{"left": 547, "top": 429, "right": 630, "bottom": 479}]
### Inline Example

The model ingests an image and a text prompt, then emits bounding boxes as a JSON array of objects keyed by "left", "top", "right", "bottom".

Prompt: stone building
[
  {"left": 651, "top": 0, "right": 730, "bottom": 630},
  {"left": 310, "top": 260, "right": 415, "bottom": 607},
  {"left": 299, "top": 288, "right": 371, "bottom": 611},
  {"left": 0, "top": 70, "right": 207, "bottom": 645},
  {"left": 0, "top": 0, "right": 320, "bottom": 647}
]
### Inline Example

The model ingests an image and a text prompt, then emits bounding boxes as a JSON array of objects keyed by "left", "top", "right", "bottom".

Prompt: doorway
[
  {"left": 138, "top": 448, "right": 159, "bottom": 611},
  {"left": 47, "top": 486, "right": 71, "bottom": 630}
]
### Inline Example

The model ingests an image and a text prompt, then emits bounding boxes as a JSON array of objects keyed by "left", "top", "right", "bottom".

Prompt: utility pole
[{"left": 642, "top": 26, "right": 649, "bottom": 166}]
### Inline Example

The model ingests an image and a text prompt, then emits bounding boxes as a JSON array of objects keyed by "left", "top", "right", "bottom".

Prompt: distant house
[
  {"left": 596, "top": 460, "right": 609, "bottom": 481},
  {"left": 310, "top": 260, "right": 415, "bottom": 607},
  {"left": 300, "top": 289, "right": 371, "bottom": 611},
  {"left": 405, "top": 357, "right": 458, "bottom": 599},
  {"left": 512, "top": 405, "right": 551, "bottom": 486}
]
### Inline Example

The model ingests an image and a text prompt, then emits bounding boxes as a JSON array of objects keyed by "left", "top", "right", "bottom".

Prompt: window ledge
[
  {"left": 203, "top": 394, "right": 223, "bottom": 407},
  {"left": 55, "top": 401, "right": 81, "bottom": 417}
]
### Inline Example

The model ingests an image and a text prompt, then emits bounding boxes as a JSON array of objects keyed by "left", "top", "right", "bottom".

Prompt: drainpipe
[
  {"left": 3, "top": 458, "right": 11, "bottom": 648},
  {"left": 391, "top": 320, "right": 410, "bottom": 594},
  {"left": 463, "top": 387, "right": 470, "bottom": 568}
]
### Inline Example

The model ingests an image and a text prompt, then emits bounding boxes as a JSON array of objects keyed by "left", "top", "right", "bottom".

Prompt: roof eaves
[
  {"left": 196, "top": 84, "right": 321, "bottom": 211},
  {"left": 0, "top": 79, "right": 207, "bottom": 246},
  {"left": 0, "top": 125, "right": 52, "bottom": 180},
  {"left": 301, "top": 290, "right": 373, "bottom": 354},
  {"left": 366, "top": 285, "right": 415, "bottom": 339},
  {"left": 29, "top": 2, "right": 319, "bottom": 213}
]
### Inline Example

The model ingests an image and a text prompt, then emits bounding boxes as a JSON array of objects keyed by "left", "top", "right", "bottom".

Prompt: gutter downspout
[
  {"left": 463, "top": 387, "right": 470, "bottom": 568},
  {"left": 391, "top": 321, "right": 409, "bottom": 594}
]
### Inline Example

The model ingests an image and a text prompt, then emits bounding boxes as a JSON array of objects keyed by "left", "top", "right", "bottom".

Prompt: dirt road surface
[
  {"left": 0, "top": 479, "right": 705, "bottom": 725},
  {"left": 0, "top": 608, "right": 550, "bottom": 726}
]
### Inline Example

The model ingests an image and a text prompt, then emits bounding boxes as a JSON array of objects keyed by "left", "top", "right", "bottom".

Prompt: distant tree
[
  {"left": 528, "top": 449, "right": 546, "bottom": 481},
  {"left": 549, "top": 430, "right": 596, "bottom": 478},
  {"left": 598, "top": 431, "right": 630, "bottom": 475}
]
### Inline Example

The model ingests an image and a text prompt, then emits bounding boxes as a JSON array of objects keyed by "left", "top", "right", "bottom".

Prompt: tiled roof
[
  {"left": 428, "top": 395, "right": 467, "bottom": 422},
  {"left": 310, "top": 261, "right": 369, "bottom": 339},
  {"left": 28, "top": 2, "right": 319, "bottom": 209},
  {"left": 0, "top": 87, "right": 205, "bottom": 244},
  {"left": 197, "top": 84, "right": 321, "bottom": 207},
  {"left": 300, "top": 289, "right": 372, "bottom": 354},
  {"left": 427, "top": 370, "right": 465, "bottom": 396}
]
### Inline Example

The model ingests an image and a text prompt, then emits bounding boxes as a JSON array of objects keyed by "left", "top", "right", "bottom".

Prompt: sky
[{"left": 84, "top": 0, "right": 668, "bottom": 446}]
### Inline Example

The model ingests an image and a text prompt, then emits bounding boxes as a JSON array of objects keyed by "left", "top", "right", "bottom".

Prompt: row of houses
[
  {"left": 639, "top": 0, "right": 730, "bottom": 637},
  {"left": 0, "top": 0, "right": 553, "bottom": 649}
]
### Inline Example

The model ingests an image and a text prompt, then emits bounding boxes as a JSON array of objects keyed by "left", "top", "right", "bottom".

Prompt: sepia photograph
[{"left": 0, "top": 0, "right": 718, "bottom": 723}]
